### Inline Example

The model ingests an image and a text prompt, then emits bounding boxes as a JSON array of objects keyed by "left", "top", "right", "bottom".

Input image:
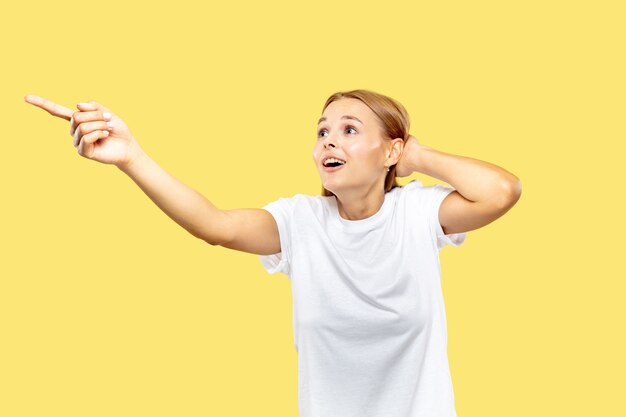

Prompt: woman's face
[{"left": 313, "top": 98, "right": 391, "bottom": 195}]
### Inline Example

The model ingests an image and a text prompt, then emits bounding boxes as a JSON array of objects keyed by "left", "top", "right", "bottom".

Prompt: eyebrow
[{"left": 317, "top": 115, "right": 363, "bottom": 125}]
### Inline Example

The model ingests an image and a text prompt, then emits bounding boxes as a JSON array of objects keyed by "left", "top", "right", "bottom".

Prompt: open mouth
[{"left": 322, "top": 157, "right": 346, "bottom": 168}]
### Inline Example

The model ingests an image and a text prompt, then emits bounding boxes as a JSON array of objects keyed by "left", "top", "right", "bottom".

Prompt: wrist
[
  {"left": 410, "top": 143, "right": 431, "bottom": 174},
  {"left": 118, "top": 141, "right": 147, "bottom": 174}
]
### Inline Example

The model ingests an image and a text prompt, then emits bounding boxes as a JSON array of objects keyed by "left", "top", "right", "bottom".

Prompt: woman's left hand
[{"left": 395, "top": 135, "right": 421, "bottom": 177}]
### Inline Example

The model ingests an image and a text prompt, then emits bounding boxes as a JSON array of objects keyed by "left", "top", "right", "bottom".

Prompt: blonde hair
[{"left": 320, "top": 89, "right": 411, "bottom": 197}]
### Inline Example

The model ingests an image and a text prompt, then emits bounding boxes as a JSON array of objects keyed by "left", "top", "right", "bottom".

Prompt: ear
[{"left": 386, "top": 138, "right": 404, "bottom": 166}]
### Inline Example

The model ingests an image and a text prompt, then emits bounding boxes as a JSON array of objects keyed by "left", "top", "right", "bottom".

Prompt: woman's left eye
[{"left": 346, "top": 126, "right": 357, "bottom": 134}]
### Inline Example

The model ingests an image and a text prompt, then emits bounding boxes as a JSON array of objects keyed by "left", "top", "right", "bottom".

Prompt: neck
[{"left": 334, "top": 183, "right": 386, "bottom": 221}]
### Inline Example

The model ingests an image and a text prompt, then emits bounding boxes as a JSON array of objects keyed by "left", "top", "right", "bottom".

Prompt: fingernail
[
  {"left": 103, "top": 112, "right": 112, "bottom": 120},
  {"left": 103, "top": 130, "right": 110, "bottom": 136},
  {"left": 78, "top": 102, "right": 88, "bottom": 107},
  {"left": 106, "top": 121, "right": 114, "bottom": 129}
]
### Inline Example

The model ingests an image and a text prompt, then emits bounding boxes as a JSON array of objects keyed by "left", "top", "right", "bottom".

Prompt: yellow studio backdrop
[{"left": 1, "top": 0, "right": 624, "bottom": 416}]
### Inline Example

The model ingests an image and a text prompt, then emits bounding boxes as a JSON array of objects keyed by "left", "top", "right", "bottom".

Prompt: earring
[{"left": 386, "top": 166, "right": 390, "bottom": 172}]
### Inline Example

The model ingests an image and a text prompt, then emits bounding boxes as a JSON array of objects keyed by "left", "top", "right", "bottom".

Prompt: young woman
[{"left": 25, "top": 89, "right": 521, "bottom": 417}]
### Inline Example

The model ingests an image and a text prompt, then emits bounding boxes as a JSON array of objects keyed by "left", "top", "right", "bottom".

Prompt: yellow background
[{"left": 1, "top": 0, "right": 624, "bottom": 416}]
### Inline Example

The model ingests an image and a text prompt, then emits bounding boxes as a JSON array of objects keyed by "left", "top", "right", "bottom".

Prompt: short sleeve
[
  {"left": 258, "top": 196, "right": 295, "bottom": 277},
  {"left": 425, "top": 184, "right": 467, "bottom": 251}
]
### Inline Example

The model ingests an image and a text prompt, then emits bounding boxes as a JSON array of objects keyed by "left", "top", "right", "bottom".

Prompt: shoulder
[
  {"left": 263, "top": 192, "right": 330, "bottom": 215},
  {"left": 398, "top": 179, "right": 454, "bottom": 200},
  {"left": 393, "top": 180, "right": 458, "bottom": 220},
  {"left": 393, "top": 179, "right": 426, "bottom": 202}
]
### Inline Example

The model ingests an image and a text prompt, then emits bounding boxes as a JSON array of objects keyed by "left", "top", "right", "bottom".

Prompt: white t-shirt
[{"left": 259, "top": 179, "right": 467, "bottom": 417}]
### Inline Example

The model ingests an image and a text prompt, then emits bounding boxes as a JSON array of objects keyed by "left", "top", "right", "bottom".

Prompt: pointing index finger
[{"left": 24, "top": 94, "right": 73, "bottom": 121}]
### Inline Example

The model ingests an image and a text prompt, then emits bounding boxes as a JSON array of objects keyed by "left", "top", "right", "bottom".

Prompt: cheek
[
  {"left": 312, "top": 143, "right": 322, "bottom": 161},
  {"left": 346, "top": 142, "right": 383, "bottom": 166}
]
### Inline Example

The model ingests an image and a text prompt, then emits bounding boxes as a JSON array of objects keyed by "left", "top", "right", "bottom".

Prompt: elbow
[
  {"left": 201, "top": 234, "right": 230, "bottom": 247},
  {"left": 195, "top": 214, "right": 234, "bottom": 247},
  {"left": 191, "top": 228, "right": 228, "bottom": 247},
  {"left": 498, "top": 178, "right": 522, "bottom": 208}
]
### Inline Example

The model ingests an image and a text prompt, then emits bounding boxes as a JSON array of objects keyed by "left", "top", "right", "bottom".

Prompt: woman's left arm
[{"left": 397, "top": 136, "right": 522, "bottom": 235}]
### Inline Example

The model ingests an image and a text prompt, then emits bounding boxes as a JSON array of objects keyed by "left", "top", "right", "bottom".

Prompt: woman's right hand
[{"left": 24, "top": 95, "right": 143, "bottom": 169}]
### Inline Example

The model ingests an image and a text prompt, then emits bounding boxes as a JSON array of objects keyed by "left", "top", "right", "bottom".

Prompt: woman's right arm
[
  {"left": 118, "top": 149, "right": 281, "bottom": 254},
  {"left": 24, "top": 95, "right": 281, "bottom": 256}
]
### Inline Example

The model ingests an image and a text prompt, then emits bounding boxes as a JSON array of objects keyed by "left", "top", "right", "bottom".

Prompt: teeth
[{"left": 324, "top": 157, "right": 345, "bottom": 166}]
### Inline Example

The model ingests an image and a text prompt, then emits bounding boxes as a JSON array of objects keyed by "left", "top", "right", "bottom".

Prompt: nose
[{"left": 321, "top": 133, "right": 337, "bottom": 148}]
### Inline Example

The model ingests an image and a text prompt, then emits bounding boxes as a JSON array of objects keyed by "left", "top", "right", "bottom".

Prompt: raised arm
[
  {"left": 118, "top": 150, "right": 281, "bottom": 254},
  {"left": 396, "top": 135, "right": 522, "bottom": 235},
  {"left": 24, "top": 95, "right": 281, "bottom": 256}
]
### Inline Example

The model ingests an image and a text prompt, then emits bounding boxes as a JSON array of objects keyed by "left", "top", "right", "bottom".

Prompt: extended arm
[
  {"left": 118, "top": 151, "right": 229, "bottom": 245},
  {"left": 24, "top": 95, "right": 280, "bottom": 256},
  {"left": 118, "top": 148, "right": 281, "bottom": 255}
]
